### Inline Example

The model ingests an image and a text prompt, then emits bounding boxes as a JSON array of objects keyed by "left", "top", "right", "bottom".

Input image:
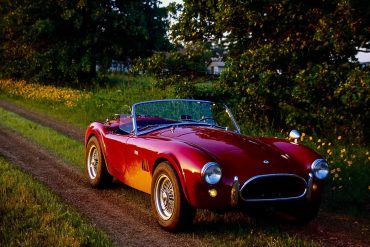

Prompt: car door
[{"left": 122, "top": 135, "right": 154, "bottom": 194}]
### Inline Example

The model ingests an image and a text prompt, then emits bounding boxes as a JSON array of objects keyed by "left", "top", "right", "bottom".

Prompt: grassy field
[
  {"left": 0, "top": 156, "right": 113, "bottom": 247},
  {"left": 0, "top": 75, "right": 172, "bottom": 128}
]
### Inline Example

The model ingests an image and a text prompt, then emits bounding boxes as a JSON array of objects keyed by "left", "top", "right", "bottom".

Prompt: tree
[
  {"left": 0, "top": 0, "right": 170, "bottom": 85},
  {"left": 172, "top": 0, "right": 370, "bottom": 140}
]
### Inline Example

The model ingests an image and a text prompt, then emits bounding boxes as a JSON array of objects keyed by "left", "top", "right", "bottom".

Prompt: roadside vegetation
[{"left": 0, "top": 156, "right": 113, "bottom": 247}]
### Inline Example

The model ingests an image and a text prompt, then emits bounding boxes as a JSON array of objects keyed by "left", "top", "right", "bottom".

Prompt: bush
[{"left": 220, "top": 47, "right": 370, "bottom": 143}]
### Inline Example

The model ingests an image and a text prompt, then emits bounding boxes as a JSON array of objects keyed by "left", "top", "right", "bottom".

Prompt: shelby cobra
[{"left": 85, "top": 99, "right": 329, "bottom": 231}]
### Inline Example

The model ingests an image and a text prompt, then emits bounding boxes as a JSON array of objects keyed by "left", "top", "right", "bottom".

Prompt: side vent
[{"left": 141, "top": 159, "right": 149, "bottom": 172}]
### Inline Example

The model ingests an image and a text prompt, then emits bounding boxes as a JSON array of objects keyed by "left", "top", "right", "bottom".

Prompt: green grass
[{"left": 0, "top": 156, "right": 113, "bottom": 247}]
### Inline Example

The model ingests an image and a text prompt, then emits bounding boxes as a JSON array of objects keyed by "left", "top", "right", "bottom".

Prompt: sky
[{"left": 159, "top": 0, "right": 183, "bottom": 7}]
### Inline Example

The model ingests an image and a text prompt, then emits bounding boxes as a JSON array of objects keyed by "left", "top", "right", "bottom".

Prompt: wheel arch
[
  {"left": 85, "top": 125, "right": 111, "bottom": 175},
  {"left": 151, "top": 156, "right": 192, "bottom": 206}
]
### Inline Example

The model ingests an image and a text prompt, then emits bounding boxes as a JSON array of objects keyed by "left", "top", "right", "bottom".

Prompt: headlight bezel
[
  {"left": 201, "top": 162, "right": 222, "bottom": 185},
  {"left": 311, "top": 158, "right": 329, "bottom": 180}
]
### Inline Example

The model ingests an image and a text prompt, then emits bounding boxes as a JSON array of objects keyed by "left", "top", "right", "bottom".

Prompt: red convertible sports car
[{"left": 85, "top": 99, "right": 329, "bottom": 231}]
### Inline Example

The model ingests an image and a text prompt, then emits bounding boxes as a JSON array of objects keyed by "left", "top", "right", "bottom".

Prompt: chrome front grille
[{"left": 239, "top": 174, "right": 307, "bottom": 202}]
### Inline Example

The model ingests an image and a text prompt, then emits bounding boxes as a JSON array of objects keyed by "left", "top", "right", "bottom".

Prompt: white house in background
[
  {"left": 356, "top": 51, "right": 370, "bottom": 67},
  {"left": 96, "top": 60, "right": 129, "bottom": 72},
  {"left": 207, "top": 58, "right": 225, "bottom": 75}
]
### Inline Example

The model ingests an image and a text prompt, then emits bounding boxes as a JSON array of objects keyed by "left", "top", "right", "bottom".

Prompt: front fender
[
  {"left": 152, "top": 141, "right": 235, "bottom": 209},
  {"left": 151, "top": 141, "right": 212, "bottom": 208}
]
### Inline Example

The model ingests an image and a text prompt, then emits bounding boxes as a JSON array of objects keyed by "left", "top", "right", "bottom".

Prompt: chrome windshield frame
[{"left": 131, "top": 99, "right": 240, "bottom": 136}]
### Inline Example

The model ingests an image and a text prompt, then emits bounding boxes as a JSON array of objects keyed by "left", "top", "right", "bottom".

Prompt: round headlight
[
  {"left": 311, "top": 159, "right": 329, "bottom": 180},
  {"left": 201, "top": 162, "right": 222, "bottom": 185}
]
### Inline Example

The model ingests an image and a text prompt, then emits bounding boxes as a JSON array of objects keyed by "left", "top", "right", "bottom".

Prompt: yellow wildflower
[
  {"left": 334, "top": 174, "right": 339, "bottom": 178},
  {"left": 328, "top": 142, "right": 332, "bottom": 146},
  {"left": 366, "top": 151, "right": 369, "bottom": 155},
  {"left": 309, "top": 136, "right": 313, "bottom": 141},
  {"left": 341, "top": 148, "right": 346, "bottom": 153},
  {"left": 0, "top": 79, "right": 90, "bottom": 107},
  {"left": 317, "top": 139, "right": 322, "bottom": 143},
  {"left": 338, "top": 136, "right": 342, "bottom": 140},
  {"left": 322, "top": 142, "right": 326, "bottom": 146},
  {"left": 327, "top": 149, "right": 331, "bottom": 154},
  {"left": 317, "top": 146, "right": 321, "bottom": 150},
  {"left": 347, "top": 160, "right": 352, "bottom": 166},
  {"left": 352, "top": 155, "right": 356, "bottom": 159},
  {"left": 368, "top": 185, "right": 370, "bottom": 190},
  {"left": 336, "top": 167, "right": 341, "bottom": 172}
]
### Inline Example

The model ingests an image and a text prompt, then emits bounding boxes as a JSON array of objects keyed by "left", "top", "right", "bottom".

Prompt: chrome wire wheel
[
  {"left": 154, "top": 174, "right": 175, "bottom": 220},
  {"left": 87, "top": 145, "right": 99, "bottom": 180}
]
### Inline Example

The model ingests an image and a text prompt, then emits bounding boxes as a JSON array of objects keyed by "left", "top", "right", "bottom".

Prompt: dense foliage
[
  {"left": 0, "top": 0, "right": 169, "bottom": 85},
  {"left": 165, "top": 0, "right": 370, "bottom": 141},
  {"left": 132, "top": 42, "right": 214, "bottom": 93}
]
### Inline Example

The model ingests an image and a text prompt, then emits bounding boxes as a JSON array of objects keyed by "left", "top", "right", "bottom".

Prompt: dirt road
[{"left": 0, "top": 99, "right": 369, "bottom": 247}]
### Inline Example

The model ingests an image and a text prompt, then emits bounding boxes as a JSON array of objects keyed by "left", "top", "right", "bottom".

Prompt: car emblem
[{"left": 263, "top": 160, "right": 270, "bottom": 165}]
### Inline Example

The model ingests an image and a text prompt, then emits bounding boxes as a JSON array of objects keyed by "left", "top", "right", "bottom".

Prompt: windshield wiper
[
  {"left": 137, "top": 123, "right": 176, "bottom": 132},
  {"left": 137, "top": 124, "right": 162, "bottom": 131}
]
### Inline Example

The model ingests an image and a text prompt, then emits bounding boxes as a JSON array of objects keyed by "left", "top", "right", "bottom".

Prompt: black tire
[
  {"left": 151, "top": 162, "right": 196, "bottom": 232},
  {"left": 85, "top": 136, "right": 112, "bottom": 188}
]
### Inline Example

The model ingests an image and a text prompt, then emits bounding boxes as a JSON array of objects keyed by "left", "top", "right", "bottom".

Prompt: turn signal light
[
  {"left": 208, "top": 189, "right": 217, "bottom": 197},
  {"left": 312, "top": 183, "right": 318, "bottom": 191}
]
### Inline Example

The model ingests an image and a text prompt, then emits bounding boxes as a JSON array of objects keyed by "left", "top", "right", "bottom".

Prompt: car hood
[{"left": 158, "top": 125, "right": 306, "bottom": 182}]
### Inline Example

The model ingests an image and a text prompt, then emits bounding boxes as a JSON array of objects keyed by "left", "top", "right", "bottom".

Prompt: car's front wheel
[
  {"left": 85, "top": 136, "right": 112, "bottom": 187},
  {"left": 151, "top": 162, "right": 196, "bottom": 232}
]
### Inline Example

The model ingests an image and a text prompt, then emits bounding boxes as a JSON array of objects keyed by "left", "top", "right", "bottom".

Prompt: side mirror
[{"left": 289, "top": 129, "right": 301, "bottom": 144}]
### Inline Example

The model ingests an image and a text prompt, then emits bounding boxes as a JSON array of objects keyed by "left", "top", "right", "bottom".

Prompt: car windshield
[{"left": 122, "top": 99, "right": 240, "bottom": 135}]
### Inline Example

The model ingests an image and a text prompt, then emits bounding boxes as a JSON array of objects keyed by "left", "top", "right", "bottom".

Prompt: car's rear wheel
[
  {"left": 151, "top": 162, "right": 196, "bottom": 232},
  {"left": 85, "top": 136, "right": 112, "bottom": 187}
]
